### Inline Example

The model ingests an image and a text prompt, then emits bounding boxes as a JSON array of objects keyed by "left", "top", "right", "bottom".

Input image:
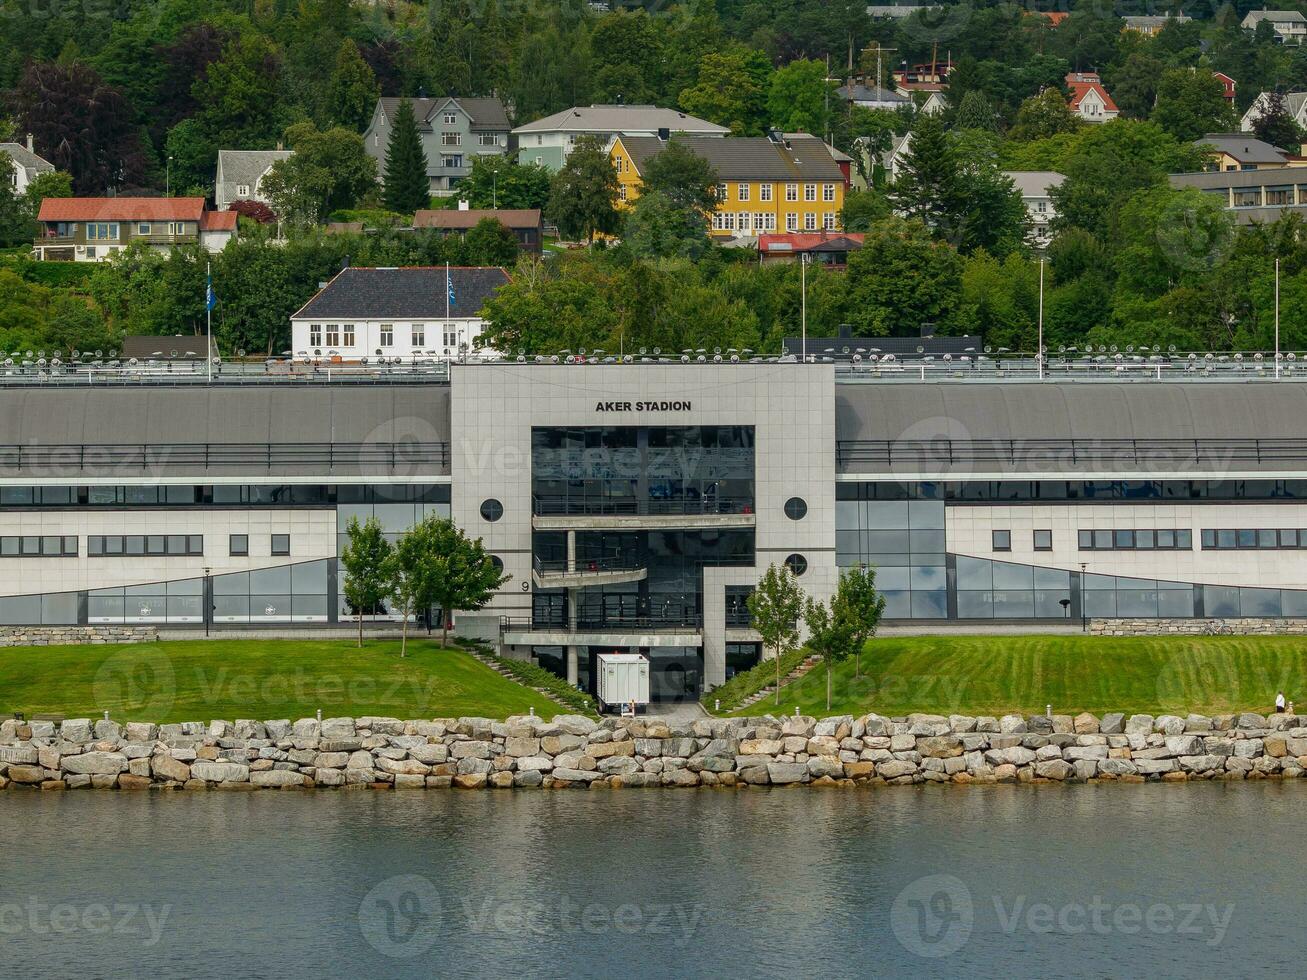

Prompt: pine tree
[
  {"left": 887, "top": 112, "right": 962, "bottom": 235},
  {"left": 955, "top": 90, "right": 997, "bottom": 132},
  {"left": 382, "top": 98, "right": 430, "bottom": 215}
]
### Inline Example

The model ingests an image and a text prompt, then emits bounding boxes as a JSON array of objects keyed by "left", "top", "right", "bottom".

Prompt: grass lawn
[
  {"left": 0, "top": 638, "right": 559, "bottom": 723},
  {"left": 731, "top": 634, "right": 1307, "bottom": 718}
]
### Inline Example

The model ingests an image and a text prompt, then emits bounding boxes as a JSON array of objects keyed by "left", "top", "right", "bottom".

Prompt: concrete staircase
[
  {"left": 460, "top": 645, "right": 579, "bottom": 711},
  {"left": 734, "top": 656, "right": 822, "bottom": 711}
]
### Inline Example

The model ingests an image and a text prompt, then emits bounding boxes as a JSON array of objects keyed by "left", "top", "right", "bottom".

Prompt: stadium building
[{"left": 3, "top": 359, "right": 1307, "bottom": 701}]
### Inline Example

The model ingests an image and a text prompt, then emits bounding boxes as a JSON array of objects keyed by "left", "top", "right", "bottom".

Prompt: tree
[
  {"left": 382, "top": 98, "right": 430, "bottom": 216},
  {"left": 641, "top": 139, "right": 719, "bottom": 218},
  {"left": 678, "top": 48, "right": 772, "bottom": 136},
  {"left": 6, "top": 60, "right": 149, "bottom": 192},
  {"left": 767, "top": 59, "right": 833, "bottom": 136},
  {"left": 0, "top": 153, "right": 21, "bottom": 246},
  {"left": 327, "top": 39, "right": 380, "bottom": 131},
  {"left": 836, "top": 565, "right": 887, "bottom": 678},
  {"left": 746, "top": 563, "right": 804, "bottom": 707},
  {"left": 1008, "top": 89, "right": 1081, "bottom": 142},
  {"left": 1151, "top": 68, "right": 1236, "bottom": 143},
  {"left": 547, "top": 136, "right": 620, "bottom": 243},
  {"left": 341, "top": 517, "right": 393, "bottom": 648},
  {"left": 261, "top": 122, "right": 377, "bottom": 226},
  {"left": 888, "top": 113, "right": 960, "bottom": 236},
  {"left": 1251, "top": 92, "right": 1301, "bottom": 152},
  {"left": 624, "top": 189, "right": 710, "bottom": 259},
  {"left": 455, "top": 157, "right": 551, "bottom": 211},
  {"left": 840, "top": 189, "right": 891, "bottom": 232},
  {"left": 404, "top": 515, "right": 509, "bottom": 648},
  {"left": 804, "top": 593, "right": 854, "bottom": 713},
  {"left": 464, "top": 217, "right": 519, "bottom": 266},
  {"left": 844, "top": 216, "right": 969, "bottom": 335},
  {"left": 955, "top": 90, "right": 997, "bottom": 132},
  {"left": 1107, "top": 53, "right": 1165, "bottom": 121}
]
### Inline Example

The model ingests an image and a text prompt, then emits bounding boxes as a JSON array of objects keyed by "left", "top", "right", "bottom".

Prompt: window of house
[
  {"left": 763, "top": 213, "right": 776, "bottom": 231},
  {"left": 1033, "top": 529, "right": 1052, "bottom": 551},
  {"left": 309, "top": 325, "right": 322, "bottom": 346},
  {"left": 87, "top": 223, "right": 119, "bottom": 241},
  {"left": 341, "top": 325, "right": 355, "bottom": 347},
  {"left": 760, "top": 183, "right": 773, "bottom": 202},
  {"left": 738, "top": 212, "right": 751, "bottom": 232},
  {"left": 444, "top": 325, "right": 457, "bottom": 348},
  {"left": 822, "top": 183, "right": 835, "bottom": 202},
  {"left": 87, "top": 535, "right": 201, "bottom": 557},
  {"left": 992, "top": 529, "right": 1011, "bottom": 551},
  {"left": 138, "top": 223, "right": 151, "bottom": 235},
  {"left": 271, "top": 534, "right": 290, "bottom": 556},
  {"left": 236, "top": 183, "right": 251, "bottom": 197},
  {"left": 619, "top": 185, "right": 627, "bottom": 201},
  {"left": 737, "top": 183, "right": 749, "bottom": 201},
  {"left": 412, "top": 324, "right": 425, "bottom": 347},
  {"left": 720, "top": 211, "right": 735, "bottom": 231},
  {"left": 804, "top": 184, "right": 817, "bottom": 201},
  {"left": 478, "top": 133, "right": 498, "bottom": 146},
  {"left": 534, "top": 155, "right": 542, "bottom": 165},
  {"left": 85, "top": 246, "right": 96, "bottom": 259},
  {"left": 822, "top": 212, "right": 836, "bottom": 230},
  {"left": 444, "top": 112, "right": 457, "bottom": 125},
  {"left": 786, "top": 213, "right": 798, "bottom": 231},
  {"left": 229, "top": 534, "right": 248, "bottom": 556},
  {"left": 716, "top": 183, "right": 727, "bottom": 201},
  {"left": 753, "top": 212, "right": 766, "bottom": 231},
  {"left": 804, "top": 212, "right": 816, "bottom": 230},
  {"left": 379, "top": 324, "right": 394, "bottom": 347},
  {"left": 0, "top": 536, "right": 77, "bottom": 557},
  {"left": 785, "top": 183, "right": 798, "bottom": 201},
  {"left": 442, "top": 154, "right": 463, "bottom": 169},
  {"left": 325, "top": 326, "right": 340, "bottom": 347},
  {"left": 374, "top": 133, "right": 380, "bottom": 147},
  {"left": 442, "top": 132, "right": 461, "bottom": 146}
]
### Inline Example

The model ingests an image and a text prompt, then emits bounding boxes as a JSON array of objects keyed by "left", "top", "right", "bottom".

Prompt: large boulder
[
  {"left": 766, "top": 762, "right": 809, "bottom": 785},
  {"left": 60, "top": 752, "right": 127, "bottom": 775},
  {"left": 191, "top": 762, "right": 250, "bottom": 783},
  {"left": 251, "top": 769, "right": 309, "bottom": 787}
]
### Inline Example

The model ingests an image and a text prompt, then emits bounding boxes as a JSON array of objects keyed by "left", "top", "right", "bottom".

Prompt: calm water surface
[{"left": 1, "top": 782, "right": 1301, "bottom": 979}]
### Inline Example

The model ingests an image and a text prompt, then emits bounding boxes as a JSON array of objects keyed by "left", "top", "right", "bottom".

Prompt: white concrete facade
[{"left": 291, "top": 317, "right": 492, "bottom": 360}]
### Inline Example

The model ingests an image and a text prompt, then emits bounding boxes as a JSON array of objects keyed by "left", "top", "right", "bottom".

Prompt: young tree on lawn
[
  {"left": 383, "top": 98, "right": 430, "bottom": 216},
  {"left": 383, "top": 540, "right": 427, "bottom": 659},
  {"left": 837, "top": 564, "right": 887, "bottom": 678},
  {"left": 746, "top": 563, "right": 804, "bottom": 706},
  {"left": 804, "top": 594, "right": 855, "bottom": 713},
  {"left": 340, "top": 516, "right": 392, "bottom": 648},
  {"left": 547, "top": 136, "right": 620, "bottom": 244},
  {"left": 421, "top": 517, "right": 510, "bottom": 647}
]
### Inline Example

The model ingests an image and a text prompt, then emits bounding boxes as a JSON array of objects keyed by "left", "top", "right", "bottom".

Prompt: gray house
[
  {"left": 214, "top": 148, "right": 293, "bottom": 210},
  {"left": 364, "top": 96, "right": 511, "bottom": 196}
]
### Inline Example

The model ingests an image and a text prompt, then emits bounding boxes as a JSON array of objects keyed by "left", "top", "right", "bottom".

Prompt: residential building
[
  {"left": 1242, "top": 9, "right": 1307, "bottom": 43},
  {"left": 413, "top": 207, "right": 544, "bottom": 253},
  {"left": 1194, "top": 133, "right": 1299, "bottom": 171},
  {"left": 610, "top": 132, "right": 847, "bottom": 238},
  {"left": 835, "top": 81, "right": 912, "bottom": 112},
  {"left": 1169, "top": 167, "right": 1307, "bottom": 223},
  {"left": 511, "top": 105, "right": 728, "bottom": 172},
  {"left": 364, "top": 96, "right": 510, "bottom": 196},
  {"left": 866, "top": 4, "right": 940, "bottom": 19},
  {"left": 917, "top": 91, "right": 948, "bottom": 115},
  {"left": 33, "top": 198, "right": 237, "bottom": 262},
  {"left": 10, "top": 364, "right": 1307, "bottom": 700},
  {"left": 880, "top": 133, "right": 912, "bottom": 183},
  {"left": 758, "top": 232, "right": 864, "bottom": 266},
  {"left": 893, "top": 61, "right": 951, "bottom": 93},
  {"left": 0, "top": 135, "right": 53, "bottom": 193},
  {"left": 1004, "top": 170, "right": 1065, "bottom": 248},
  {"left": 290, "top": 266, "right": 510, "bottom": 360},
  {"left": 214, "top": 148, "right": 292, "bottom": 210},
  {"left": 1214, "top": 72, "right": 1237, "bottom": 105},
  {"left": 1122, "top": 13, "right": 1191, "bottom": 36},
  {"left": 1240, "top": 91, "right": 1307, "bottom": 132},
  {"left": 1065, "top": 72, "right": 1119, "bottom": 123}
]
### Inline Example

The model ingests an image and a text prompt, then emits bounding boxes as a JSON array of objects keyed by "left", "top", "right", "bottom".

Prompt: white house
[
  {"left": 214, "top": 149, "right": 292, "bottom": 210},
  {"left": 1004, "top": 171, "right": 1065, "bottom": 248},
  {"left": 0, "top": 135, "right": 54, "bottom": 193},
  {"left": 1242, "top": 9, "right": 1307, "bottom": 43},
  {"left": 511, "top": 104, "right": 729, "bottom": 172},
  {"left": 918, "top": 91, "right": 948, "bottom": 116},
  {"left": 1241, "top": 91, "right": 1307, "bottom": 132},
  {"left": 1065, "top": 72, "right": 1119, "bottom": 123},
  {"left": 290, "top": 266, "right": 510, "bottom": 361},
  {"left": 835, "top": 82, "right": 912, "bottom": 112}
]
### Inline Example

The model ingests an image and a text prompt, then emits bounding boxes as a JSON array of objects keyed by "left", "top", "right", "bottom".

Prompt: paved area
[{"left": 641, "top": 701, "right": 708, "bottom": 723}]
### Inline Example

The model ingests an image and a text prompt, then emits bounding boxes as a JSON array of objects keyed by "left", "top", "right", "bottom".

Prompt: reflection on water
[{"left": 1, "top": 783, "right": 1301, "bottom": 979}]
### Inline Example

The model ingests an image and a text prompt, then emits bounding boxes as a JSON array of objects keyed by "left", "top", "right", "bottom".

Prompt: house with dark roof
[
  {"left": 1241, "top": 91, "right": 1307, "bottom": 132},
  {"left": 511, "top": 104, "right": 728, "bottom": 172},
  {"left": 33, "top": 198, "right": 237, "bottom": 262},
  {"left": 834, "top": 82, "right": 911, "bottom": 112},
  {"left": 214, "top": 148, "right": 293, "bottom": 210},
  {"left": 611, "top": 132, "right": 848, "bottom": 239},
  {"left": 413, "top": 207, "right": 544, "bottom": 252},
  {"left": 364, "top": 96, "right": 511, "bottom": 196},
  {"left": 758, "top": 232, "right": 864, "bottom": 266},
  {"left": 290, "top": 266, "right": 511, "bottom": 360},
  {"left": 1242, "top": 8, "right": 1307, "bottom": 43},
  {"left": 1, "top": 135, "right": 54, "bottom": 194},
  {"left": 1195, "top": 132, "right": 1300, "bottom": 171}
]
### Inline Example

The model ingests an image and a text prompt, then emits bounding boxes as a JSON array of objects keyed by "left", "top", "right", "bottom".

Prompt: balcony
[
  {"left": 531, "top": 554, "right": 647, "bottom": 589},
  {"left": 531, "top": 494, "right": 756, "bottom": 531},
  {"left": 499, "top": 614, "right": 703, "bottom": 648}
]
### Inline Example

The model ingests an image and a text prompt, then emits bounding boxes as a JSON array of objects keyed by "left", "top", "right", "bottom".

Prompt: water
[{"left": 1, "top": 782, "right": 1301, "bottom": 979}]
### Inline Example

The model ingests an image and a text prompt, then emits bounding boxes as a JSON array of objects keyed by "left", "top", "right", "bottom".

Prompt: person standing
[{"left": 1275, "top": 690, "right": 1287, "bottom": 714}]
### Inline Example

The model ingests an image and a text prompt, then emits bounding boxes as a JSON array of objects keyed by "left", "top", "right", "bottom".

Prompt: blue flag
[
  {"left": 446, "top": 270, "right": 456, "bottom": 307},
  {"left": 205, "top": 274, "right": 216, "bottom": 312}
]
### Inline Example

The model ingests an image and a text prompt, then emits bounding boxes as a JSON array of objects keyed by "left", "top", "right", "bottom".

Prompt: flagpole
[
  {"left": 206, "top": 261, "right": 213, "bottom": 383},
  {"left": 1275, "top": 257, "right": 1281, "bottom": 379}
]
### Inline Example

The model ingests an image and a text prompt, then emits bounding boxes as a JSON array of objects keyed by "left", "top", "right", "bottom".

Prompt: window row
[
  {"left": 836, "top": 479, "right": 1307, "bottom": 502},
  {"left": 1075, "top": 529, "right": 1193, "bottom": 551},
  {"left": 1200, "top": 529, "right": 1307, "bottom": 550},
  {"left": 713, "top": 182, "right": 838, "bottom": 203},
  {"left": 0, "top": 484, "right": 451, "bottom": 507},
  {"left": 306, "top": 324, "right": 463, "bottom": 349},
  {"left": 0, "top": 536, "right": 78, "bottom": 557},
  {"left": 88, "top": 535, "right": 204, "bottom": 557}
]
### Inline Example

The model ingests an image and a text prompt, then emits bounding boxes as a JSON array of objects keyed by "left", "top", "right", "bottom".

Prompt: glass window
[
  {"left": 910, "top": 591, "right": 947, "bottom": 618},
  {"left": 909, "top": 565, "right": 945, "bottom": 589},
  {"left": 1158, "top": 529, "right": 1177, "bottom": 549},
  {"left": 784, "top": 497, "right": 807, "bottom": 520},
  {"left": 956, "top": 591, "right": 993, "bottom": 619},
  {"left": 229, "top": 534, "right": 248, "bottom": 556},
  {"left": 1033, "top": 529, "right": 1052, "bottom": 551},
  {"left": 784, "top": 553, "right": 807, "bottom": 577},
  {"left": 1176, "top": 529, "right": 1192, "bottom": 550},
  {"left": 1114, "top": 530, "right": 1135, "bottom": 549},
  {"left": 991, "top": 529, "right": 1011, "bottom": 551},
  {"left": 1203, "top": 585, "right": 1240, "bottom": 617},
  {"left": 955, "top": 556, "right": 992, "bottom": 590},
  {"left": 992, "top": 561, "right": 1034, "bottom": 590},
  {"left": 1077, "top": 530, "right": 1093, "bottom": 550},
  {"left": 1135, "top": 530, "right": 1155, "bottom": 550},
  {"left": 1281, "top": 529, "right": 1300, "bottom": 548},
  {"left": 1093, "top": 530, "right": 1112, "bottom": 550},
  {"left": 1241, "top": 588, "right": 1281, "bottom": 617},
  {"left": 1158, "top": 589, "right": 1195, "bottom": 617},
  {"left": 480, "top": 498, "right": 504, "bottom": 522},
  {"left": 1237, "top": 529, "right": 1256, "bottom": 549},
  {"left": 271, "top": 534, "right": 290, "bottom": 556}
]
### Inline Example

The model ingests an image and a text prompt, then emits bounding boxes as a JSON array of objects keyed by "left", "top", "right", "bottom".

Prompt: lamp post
[
  {"left": 203, "top": 566, "right": 212, "bottom": 637},
  {"left": 166, "top": 155, "right": 173, "bottom": 197},
  {"left": 1079, "top": 562, "right": 1087, "bottom": 633},
  {"left": 492, "top": 165, "right": 499, "bottom": 209}
]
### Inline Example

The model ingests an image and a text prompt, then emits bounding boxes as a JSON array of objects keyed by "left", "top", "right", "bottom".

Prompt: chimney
[
  {"left": 25, "top": 133, "right": 33, "bottom": 153},
  {"left": 767, "top": 129, "right": 783, "bottom": 144},
  {"left": 276, "top": 141, "right": 284, "bottom": 151},
  {"left": 458, "top": 199, "right": 470, "bottom": 211},
  {"left": 657, "top": 127, "right": 670, "bottom": 141},
  {"left": 837, "top": 323, "right": 852, "bottom": 339}
]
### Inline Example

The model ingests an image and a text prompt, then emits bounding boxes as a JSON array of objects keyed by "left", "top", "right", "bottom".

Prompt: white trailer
[{"left": 596, "top": 653, "right": 650, "bottom": 713}]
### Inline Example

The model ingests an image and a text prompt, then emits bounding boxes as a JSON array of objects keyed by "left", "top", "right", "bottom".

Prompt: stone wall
[
  {"left": 3, "top": 710, "right": 1305, "bottom": 789},
  {"left": 0, "top": 626, "right": 158, "bottom": 648},
  {"left": 1091, "top": 618, "right": 1307, "bottom": 636}
]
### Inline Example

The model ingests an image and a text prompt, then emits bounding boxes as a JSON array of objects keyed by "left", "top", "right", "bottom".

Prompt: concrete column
[
  {"left": 567, "top": 530, "right": 576, "bottom": 573},
  {"left": 567, "top": 645, "right": 579, "bottom": 686}
]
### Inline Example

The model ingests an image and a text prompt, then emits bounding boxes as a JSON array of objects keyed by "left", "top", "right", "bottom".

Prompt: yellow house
[{"left": 610, "top": 132, "right": 848, "bottom": 238}]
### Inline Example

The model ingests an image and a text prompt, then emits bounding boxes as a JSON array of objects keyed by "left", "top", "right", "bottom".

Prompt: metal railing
[
  {"left": 500, "top": 614, "right": 704, "bottom": 634},
  {"left": 836, "top": 438, "right": 1307, "bottom": 471},
  {"left": 532, "top": 554, "right": 646, "bottom": 575},
  {"left": 0, "top": 441, "right": 450, "bottom": 472},
  {"left": 531, "top": 493, "right": 755, "bottom": 517}
]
